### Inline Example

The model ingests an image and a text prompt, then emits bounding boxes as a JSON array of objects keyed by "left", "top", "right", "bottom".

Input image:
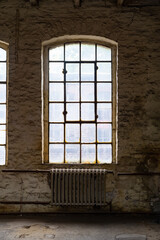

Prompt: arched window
[
  {"left": 42, "top": 36, "right": 117, "bottom": 164},
  {"left": 0, "top": 41, "right": 8, "bottom": 165}
]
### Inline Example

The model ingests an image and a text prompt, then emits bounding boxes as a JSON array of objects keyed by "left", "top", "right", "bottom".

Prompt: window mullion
[
  {"left": 80, "top": 42, "right": 81, "bottom": 163},
  {"left": 95, "top": 44, "right": 98, "bottom": 164},
  {"left": 64, "top": 44, "right": 66, "bottom": 163}
]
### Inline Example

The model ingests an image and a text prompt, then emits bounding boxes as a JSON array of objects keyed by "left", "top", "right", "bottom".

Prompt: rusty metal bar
[
  {"left": 0, "top": 201, "right": 50, "bottom": 204},
  {"left": 2, "top": 169, "right": 50, "bottom": 173},
  {"left": 118, "top": 172, "right": 160, "bottom": 176}
]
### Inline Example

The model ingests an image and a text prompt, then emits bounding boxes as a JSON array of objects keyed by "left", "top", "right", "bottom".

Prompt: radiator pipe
[
  {"left": 2, "top": 169, "right": 50, "bottom": 173},
  {"left": 2, "top": 169, "right": 160, "bottom": 176},
  {"left": 117, "top": 172, "right": 160, "bottom": 176},
  {"left": 0, "top": 201, "right": 50, "bottom": 204}
]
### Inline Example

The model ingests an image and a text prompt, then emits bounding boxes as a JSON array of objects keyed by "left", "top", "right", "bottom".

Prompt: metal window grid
[{"left": 47, "top": 42, "right": 113, "bottom": 164}]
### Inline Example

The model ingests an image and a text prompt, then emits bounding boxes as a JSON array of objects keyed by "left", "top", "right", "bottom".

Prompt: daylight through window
[
  {"left": 43, "top": 39, "right": 117, "bottom": 164},
  {"left": 0, "top": 46, "right": 7, "bottom": 165}
]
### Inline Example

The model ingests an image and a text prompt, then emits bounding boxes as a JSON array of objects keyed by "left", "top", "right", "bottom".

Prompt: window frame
[
  {"left": 42, "top": 35, "right": 118, "bottom": 165},
  {"left": 0, "top": 40, "right": 9, "bottom": 166}
]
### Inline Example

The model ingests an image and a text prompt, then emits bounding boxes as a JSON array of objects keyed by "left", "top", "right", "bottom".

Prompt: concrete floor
[{"left": 0, "top": 214, "right": 159, "bottom": 240}]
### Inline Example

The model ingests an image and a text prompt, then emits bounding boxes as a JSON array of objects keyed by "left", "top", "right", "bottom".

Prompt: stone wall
[{"left": 0, "top": 0, "right": 160, "bottom": 213}]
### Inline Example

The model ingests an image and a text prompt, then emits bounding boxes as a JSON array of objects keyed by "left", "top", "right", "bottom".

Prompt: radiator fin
[{"left": 51, "top": 169, "right": 106, "bottom": 206}]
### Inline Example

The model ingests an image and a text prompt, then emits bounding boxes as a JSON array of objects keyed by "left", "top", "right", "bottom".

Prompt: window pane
[
  {"left": 49, "top": 45, "right": 64, "bottom": 61},
  {"left": 49, "top": 103, "right": 64, "bottom": 122},
  {"left": 46, "top": 42, "right": 114, "bottom": 165},
  {"left": 0, "top": 105, "right": 6, "bottom": 124},
  {"left": 98, "top": 144, "right": 112, "bottom": 163},
  {"left": 65, "top": 43, "right": 79, "bottom": 61},
  {"left": 97, "top": 103, "right": 112, "bottom": 122},
  {"left": 97, "top": 83, "right": 111, "bottom": 101},
  {"left": 97, "top": 63, "right": 111, "bottom": 82},
  {"left": 49, "top": 144, "right": 64, "bottom": 163},
  {"left": 49, "top": 124, "right": 64, "bottom": 143},
  {"left": 81, "top": 103, "right": 95, "bottom": 121},
  {"left": 97, "top": 124, "right": 112, "bottom": 142},
  {"left": 97, "top": 45, "right": 111, "bottom": 61},
  {"left": 49, "top": 83, "right": 64, "bottom": 101},
  {"left": 49, "top": 63, "right": 64, "bottom": 81},
  {"left": 0, "top": 146, "right": 5, "bottom": 165},
  {"left": 66, "top": 124, "right": 80, "bottom": 143},
  {"left": 0, "top": 48, "right": 6, "bottom": 61},
  {"left": 66, "top": 144, "right": 80, "bottom": 163},
  {"left": 81, "top": 44, "right": 95, "bottom": 61},
  {"left": 66, "top": 83, "right": 79, "bottom": 102},
  {"left": 81, "top": 64, "right": 94, "bottom": 81},
  {"left": 0, "top": 84, "right": 6, "bottom": 103},
  {"left": 81, "top": 124, "right": 95, "bottom": 143},
  {"left": 0, "top": 63, "right": 6, "bottom": 82},
  {"left": 66, "top": 63, "right": 79, "bottom": 81},
  {"left": 66, "top": 103, "right": 79, "bottom": 121},
  {"left": 81, "top": 83, "right": 94, "bottom": 101},
  {"left": 0, "top": 125, "right": 6, "bottom": 144},
  {"left": 82, "top": 144, "right": 96, "bottom": 164}
]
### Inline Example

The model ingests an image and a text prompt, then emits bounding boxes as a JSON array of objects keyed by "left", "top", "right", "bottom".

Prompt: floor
[{"left": 0, "top": 214, "right": 159, "bottom": 240}]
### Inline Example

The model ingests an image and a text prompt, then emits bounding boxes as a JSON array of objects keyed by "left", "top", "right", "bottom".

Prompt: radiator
[{"left": 51, "top": 169, "right": 106, "bottom": 206}]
